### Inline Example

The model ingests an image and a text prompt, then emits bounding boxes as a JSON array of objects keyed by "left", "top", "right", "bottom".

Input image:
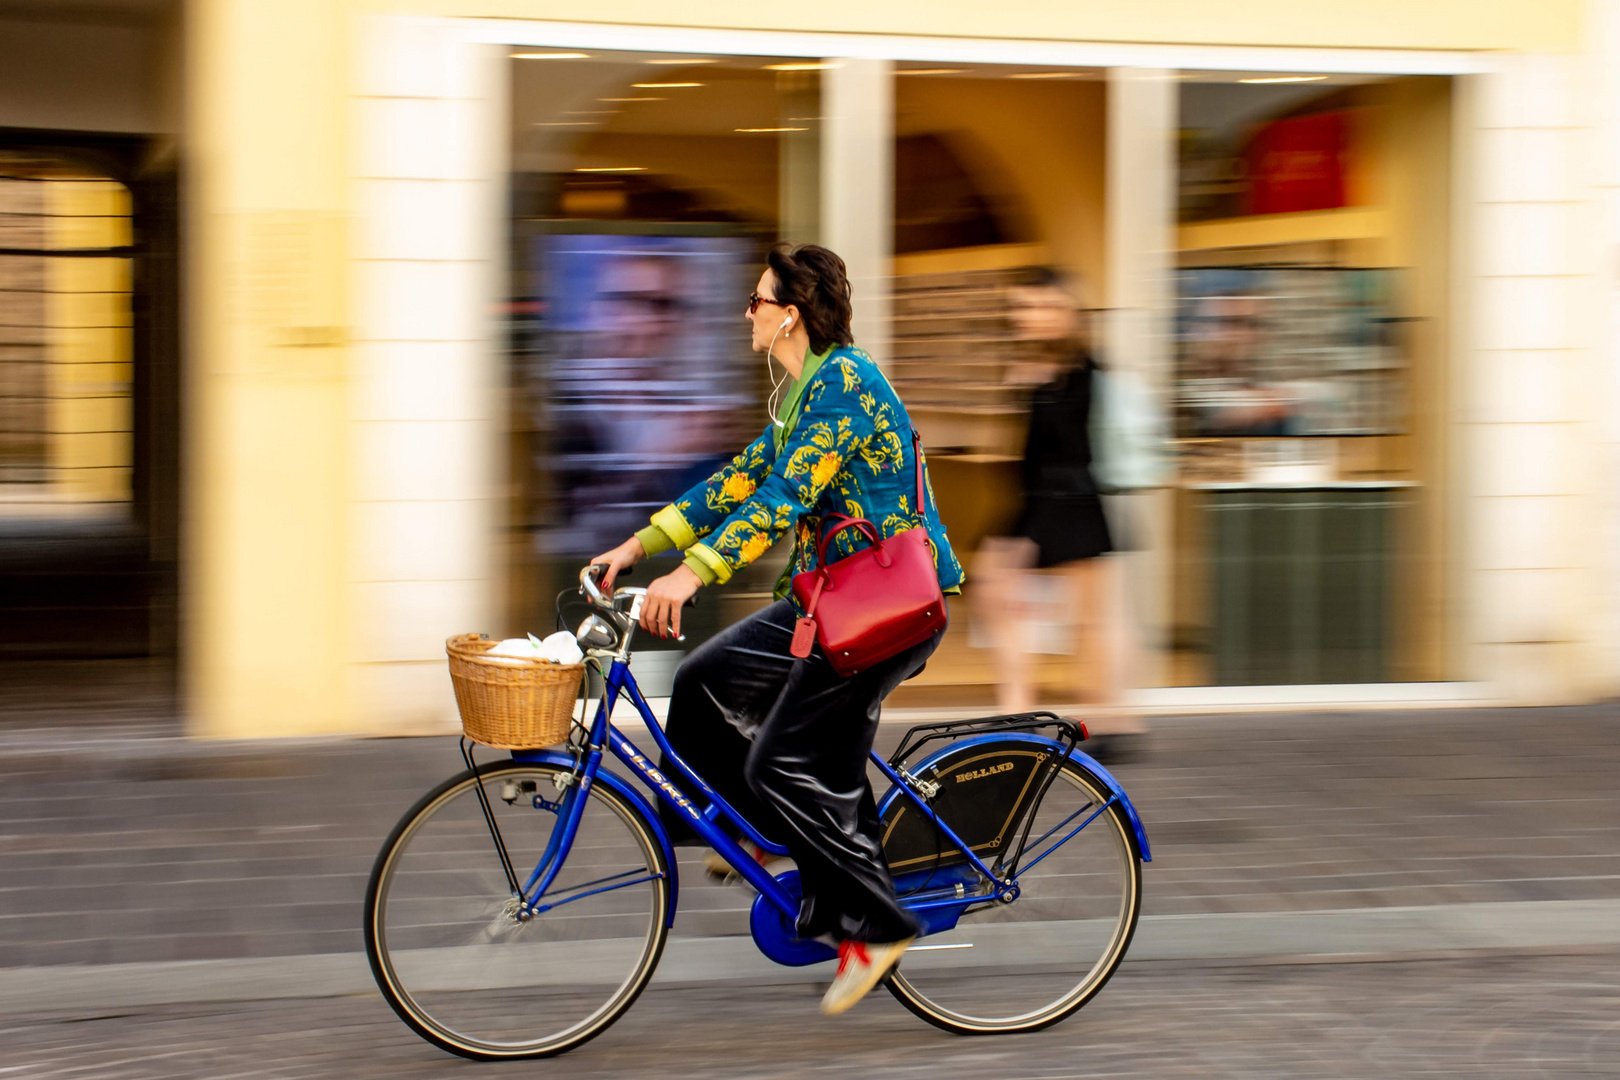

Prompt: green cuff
[
  {"left": 683, "top": 543, "right": 733, "bottom": 585},
  {"left": 635, "top": 525, "right": 674, "bottom": 557},
  {"left": 651, "top": 505, "right": 697, "bottom": 549}
]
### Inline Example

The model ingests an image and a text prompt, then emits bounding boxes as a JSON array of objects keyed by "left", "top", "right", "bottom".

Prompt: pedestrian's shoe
[
  {"left": 1081, "top": 732, "right": 1146, "bottom": 765},
  {"left": 704, "top": 840, "right": 792, "bottom": 887},
  {"left": 820, "top": 937, "right": 914, "bottom": 1016}
]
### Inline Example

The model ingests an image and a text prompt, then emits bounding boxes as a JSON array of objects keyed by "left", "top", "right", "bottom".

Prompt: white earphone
[{"left": 766, "top": 313, "right": 795, "bottom": 426}]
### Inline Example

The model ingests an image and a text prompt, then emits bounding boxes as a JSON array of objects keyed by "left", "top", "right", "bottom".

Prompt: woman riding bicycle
[{"left": 590, "top": 242, "right": 964, "bottom": 1015}]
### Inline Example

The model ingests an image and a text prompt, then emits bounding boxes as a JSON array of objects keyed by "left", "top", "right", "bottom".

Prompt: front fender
[
  {"left": 509, "top": 748, "right": 681, "bottom": 924},
  {"left": 880, "top": 732, "right": 1151, "bottom": 862}
]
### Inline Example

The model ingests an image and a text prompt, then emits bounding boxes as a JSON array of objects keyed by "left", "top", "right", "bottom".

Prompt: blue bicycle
[{"left": 364, "top": 565, "right": 1151, "bottom": 1060}]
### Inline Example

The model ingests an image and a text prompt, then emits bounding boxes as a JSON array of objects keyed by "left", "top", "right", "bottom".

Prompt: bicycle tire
[
  {"left": 365, "top": 759, "right": 670, "bottom": 1060},
  {"left": 884, "top": 757, "right": 1142, "bottom": 1035}
]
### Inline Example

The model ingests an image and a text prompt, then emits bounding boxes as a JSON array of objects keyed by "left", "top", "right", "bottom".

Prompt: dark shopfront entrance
[{"left": 0, "top": 134, "right": 181, "bottom": 727}]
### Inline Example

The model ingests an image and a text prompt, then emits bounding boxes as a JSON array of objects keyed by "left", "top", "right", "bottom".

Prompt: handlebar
[
  {"left": 582, "top": 563, "right": 697, "bottom": 612},
  {"left": 581, "top": 563, "right": 626, "bottom": 609}
]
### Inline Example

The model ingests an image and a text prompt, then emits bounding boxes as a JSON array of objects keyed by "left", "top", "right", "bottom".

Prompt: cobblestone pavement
[
  {"left": 2, "top": 705, "right": 1616, "bottom": 967},
  {"left": 4, "top": 951, "right": 1618, "bottom": 1078}
]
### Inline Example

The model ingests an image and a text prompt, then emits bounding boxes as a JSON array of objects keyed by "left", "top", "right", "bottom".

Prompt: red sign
[{"left": 1242, "top": 110, "right": 1349, "bottom": 216}]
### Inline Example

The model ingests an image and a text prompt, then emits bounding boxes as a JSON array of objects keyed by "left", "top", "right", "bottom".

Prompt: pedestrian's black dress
[{"left": 1011, "top": 356, "right": 1114, "bottom": 568}]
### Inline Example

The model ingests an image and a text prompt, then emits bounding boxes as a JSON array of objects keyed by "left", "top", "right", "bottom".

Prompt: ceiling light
[
  {"left": 647, "top": 58, "right": 718, "bottom": 65},
  {"left": 1237, "top": 75, "right": 1330, "bottom": 84},
  {"left": 1009, "top": 71, "right": 1079, "bottom": 80},
  {"left": 897, "top": 68, "right": 967, "bottom": 76},
  {"left": 600, "top": 97, "right": 664, "bottom": 102},
  {"left": 734, "top": 126, "right": 809, "bottom": 133},
  {"left": 576, "top": 166, "right": 646, "bottom": 173},
  {"left": 764, "top": 62, "right": 837, "bottom": 71},
  {"left": 632, "top": 82, "right": 703, "bottom": 88},
  {"left": 512, "top": 51, "right": 590, "bottom": 60}
]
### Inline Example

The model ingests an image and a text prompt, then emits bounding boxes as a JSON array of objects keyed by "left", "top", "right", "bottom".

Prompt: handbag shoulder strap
[
  {"left": 911, "top": 428, "right": 927, "bottom": 516},
  {"left": 866, "top": 356, "right": 928, "bottom": 517}
]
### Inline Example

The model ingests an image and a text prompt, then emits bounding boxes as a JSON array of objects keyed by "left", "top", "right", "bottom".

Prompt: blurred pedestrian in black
[{"left": 972, "top": 267, "right": 1144, "bottom": 761}]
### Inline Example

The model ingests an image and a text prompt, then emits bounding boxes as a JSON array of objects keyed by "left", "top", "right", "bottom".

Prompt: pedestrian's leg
[
  {"left": 1063, "top": 555, "right": 1145, "bottom": 739},
  {"left": 1061, "top": 558, "right": 1102, "bottom": 705},
  {"left": 973, "top": 537, "right": 1037, "bottom": 713}
]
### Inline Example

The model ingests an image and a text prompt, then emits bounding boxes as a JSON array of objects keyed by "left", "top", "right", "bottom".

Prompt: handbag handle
[
  {"left": 810, "top": 429, "right": 930, "bottom": 569},
  {"left": 817, "top": 514, "right": 886, "bottom": 569}
]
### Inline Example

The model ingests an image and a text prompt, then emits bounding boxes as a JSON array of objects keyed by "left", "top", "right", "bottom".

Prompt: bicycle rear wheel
[
  {"left": 885, "top": 757, "right": 1141, "bottom": 1034},
  {"left": 364, "top": 760, "right": 670, "bottom": 1060}
]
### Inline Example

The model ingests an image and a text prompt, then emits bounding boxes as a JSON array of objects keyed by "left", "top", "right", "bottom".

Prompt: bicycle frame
[{"left": 502, "top": 655, "right": 1143, "bottom": 943}]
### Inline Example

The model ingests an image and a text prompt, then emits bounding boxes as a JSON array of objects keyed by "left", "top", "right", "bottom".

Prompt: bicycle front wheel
[
  {"left": 364, "top": 760, "right": 670, "bottom": 1060},
  {"left": 886, "top": 757, "right": 1141, "bottom": 1034}
]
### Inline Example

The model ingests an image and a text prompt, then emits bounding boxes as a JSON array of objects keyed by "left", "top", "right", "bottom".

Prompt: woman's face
[
  {"left": 1008, "top": 285, "right": 1080, "bottom": 342},
  {"left": 747, "top": 268, "right": 797, "bottom": 353}
]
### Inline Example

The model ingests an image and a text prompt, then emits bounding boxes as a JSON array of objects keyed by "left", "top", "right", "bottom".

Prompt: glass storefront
[
  {"left": 503, "top": 46, "right": 1455, "bottom": 698},
  {"left": 1168, "top": 73, "right": 1453, "bottom": 687}
]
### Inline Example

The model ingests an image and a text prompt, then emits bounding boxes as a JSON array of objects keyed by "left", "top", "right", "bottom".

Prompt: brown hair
[{"left": 764, "top": 242, "right": 854, "bottom": 356}]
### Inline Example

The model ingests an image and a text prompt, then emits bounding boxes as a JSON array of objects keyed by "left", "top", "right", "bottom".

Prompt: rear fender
[
  {"left": 509, "top": 748, "right": 681, "bottom": 924},
  {"left": 879, "top": 732, "right": 1151, "bottom": 863}
]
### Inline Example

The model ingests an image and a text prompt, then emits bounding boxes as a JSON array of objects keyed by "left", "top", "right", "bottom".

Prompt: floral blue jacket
[{"left": 635, "top": 345, "right": 964, "bottom": 603}]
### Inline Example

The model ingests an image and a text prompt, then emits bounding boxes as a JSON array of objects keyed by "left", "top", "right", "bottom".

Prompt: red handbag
[{"left": 789, "top": 430, "right": 948, "bottom": 676}]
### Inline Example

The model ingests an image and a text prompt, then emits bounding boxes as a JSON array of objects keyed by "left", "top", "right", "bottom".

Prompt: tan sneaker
[
  {"left": 819, "top": 937, "right": 914, "bottom": 1016},
  {"left": 704, "top": 840, "right": 793, "bottom": 887}
]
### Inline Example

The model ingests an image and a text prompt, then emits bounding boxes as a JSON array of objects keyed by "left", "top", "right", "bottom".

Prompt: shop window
[
  {"left": 1169, "top": 74, "right": 1453, "bottom": 685},
  {"left": 0, "top": 158, "right": 133, "bottom": 514}
]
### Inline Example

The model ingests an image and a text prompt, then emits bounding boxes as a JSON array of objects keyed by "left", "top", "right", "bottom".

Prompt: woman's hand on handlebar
[
  {"left": 642, "top": 564, "right": 702, "bottom": 639},
  {"left": 588, "top": 537, "right": 645, "bottom": 593}
]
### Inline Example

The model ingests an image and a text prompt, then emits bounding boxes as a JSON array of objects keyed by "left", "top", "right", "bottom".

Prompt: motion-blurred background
[{"left": 0, "top": 1, "right": 1613, "bottom": 736}]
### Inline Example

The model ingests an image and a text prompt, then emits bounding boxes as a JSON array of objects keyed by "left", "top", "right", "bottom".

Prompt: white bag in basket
[{"left": 486, "top": 632, "right": 583, "bottom": 666}]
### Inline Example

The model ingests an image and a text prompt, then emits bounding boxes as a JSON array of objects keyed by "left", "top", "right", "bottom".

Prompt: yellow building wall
[
  {"left": 357, "top": 0, "right": 1582, "bottom": 53},
  {"left": 187, "top": 0, "right": 353, "bottom": 737},
  {"left": 186, "top": 0, "right": 1576, "bottom": 737}
]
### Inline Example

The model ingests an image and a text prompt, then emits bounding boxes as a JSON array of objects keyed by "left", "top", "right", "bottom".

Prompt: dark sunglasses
[{"left": 748, "top": 291, "right": 787, "bottom": 316}]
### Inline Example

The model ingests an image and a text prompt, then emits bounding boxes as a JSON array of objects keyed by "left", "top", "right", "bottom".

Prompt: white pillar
[
  {"left": 821, "top": 58, "right": 893, "bottom": 366},
  {"left": 349, "top": 17, "right": 507, "bottom": 733},
  {"left": 1105, "top": 68, "right": 1177, "bottom": 387},
  {"left": 1104, "top": 68, "right": 1178, "bottom": 678},
  {"left": 1463, "top": 51, "right": 1604, "bottom": 703},
  {"left": 1592, "top": 0, "right": 1620, "bottom": 696}
]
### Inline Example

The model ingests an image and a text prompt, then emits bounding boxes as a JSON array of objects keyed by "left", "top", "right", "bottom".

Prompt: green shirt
[{"left": 771, "top": 344, "right": 831, "bottom": 453}]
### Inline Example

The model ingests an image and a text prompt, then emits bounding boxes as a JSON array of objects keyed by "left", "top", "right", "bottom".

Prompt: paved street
[
  {"left": 4, "top": 951, "right": 1618, "bottom": 1078},
  {"left": 3, "top": 706, "right": 1618, "bottom": 968},
  {"left": 1, "top": 700, "right": 1617, "bottom": 1076}
]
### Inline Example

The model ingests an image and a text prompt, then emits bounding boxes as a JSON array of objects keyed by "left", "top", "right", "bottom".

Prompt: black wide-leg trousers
[{"left": 657, "top": 599, "right": 940, "bottom": 944}]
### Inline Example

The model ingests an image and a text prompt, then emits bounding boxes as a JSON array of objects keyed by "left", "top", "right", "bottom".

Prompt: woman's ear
[{"left": 783, "top": 305, "right": 799, "bottom": 330}]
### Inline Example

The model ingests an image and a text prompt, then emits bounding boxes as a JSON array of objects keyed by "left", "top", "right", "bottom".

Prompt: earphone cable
[{"left": 765, "top": 317, "right": 790, "bottom": 427}]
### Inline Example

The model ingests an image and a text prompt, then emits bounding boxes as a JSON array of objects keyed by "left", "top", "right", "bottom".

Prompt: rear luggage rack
[{"left": 889, "top": 711, "right": 1086, "bottom": 771}]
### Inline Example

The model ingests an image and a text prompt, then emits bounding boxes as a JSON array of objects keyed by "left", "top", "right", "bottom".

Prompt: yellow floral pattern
[{"left": 656, "top": 347, "right": 964, "bottom": 601}]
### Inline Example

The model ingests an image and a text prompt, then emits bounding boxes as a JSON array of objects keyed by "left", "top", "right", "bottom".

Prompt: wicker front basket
[{"left": 446, "top": 633, "right": 585, "bottom": 749}]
